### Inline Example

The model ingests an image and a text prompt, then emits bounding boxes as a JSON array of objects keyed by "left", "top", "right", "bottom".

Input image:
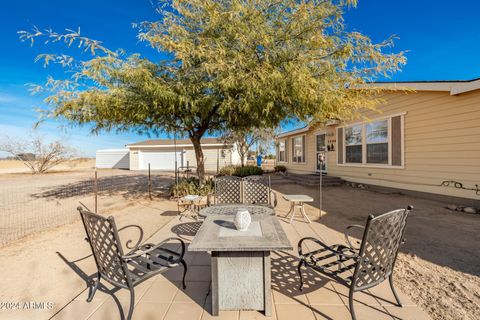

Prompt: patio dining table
[{"left": 189, "top": 208, "right": 292, "bottom": 316}]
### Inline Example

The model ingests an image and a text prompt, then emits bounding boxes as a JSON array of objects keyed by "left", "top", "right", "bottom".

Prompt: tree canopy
[{"left": 20, "top": 0, "right": 406, "bottom": 181}]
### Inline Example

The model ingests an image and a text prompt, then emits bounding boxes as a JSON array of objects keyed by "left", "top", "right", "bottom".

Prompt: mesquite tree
[
  {"left": 20, "top": 0, "right": 405, "bottom": 182},
  {"left": 223, "top": 128, "right": 275, "bottom": 166},
  {"left": 0, "top": 133, "right": 77, "bottom": 174}
]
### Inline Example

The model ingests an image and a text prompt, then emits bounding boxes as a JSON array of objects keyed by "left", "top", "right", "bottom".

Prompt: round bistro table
[{"left": 198, "top": 204, "right": 275, "bottom": 218}]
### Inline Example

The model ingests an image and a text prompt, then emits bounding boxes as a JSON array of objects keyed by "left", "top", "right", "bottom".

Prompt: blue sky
[{"left": 1, "top": 0, "right": 479, "bottom": 157}]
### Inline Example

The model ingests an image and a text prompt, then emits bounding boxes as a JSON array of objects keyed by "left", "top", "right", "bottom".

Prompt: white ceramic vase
[{"left": 234, "top": 210, "right": 251, "bottom": 231}]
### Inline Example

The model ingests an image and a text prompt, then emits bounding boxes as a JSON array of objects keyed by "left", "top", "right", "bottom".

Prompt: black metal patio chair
[
  {"left": 297, "top": 206, "right": 413, "bottom": 320},
  {"left": 209, "top": 175, "right": 277, "bottom": 207},
  {"left": 243, "top": 175, "right": 277, "bottom": 207},
  {"left": 213, "top": 175, "right": 243, "bottom": 205},
  {"left": 77, "top": 207, "right": 188, "bottom": 320}
]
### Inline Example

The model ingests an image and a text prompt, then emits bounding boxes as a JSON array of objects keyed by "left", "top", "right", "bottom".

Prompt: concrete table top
[
  {"left": 189, "top": 214, "right": 292, "bottom": 252},
  {"left": 282, "top": 194, "right": 315, "bottom": 202}
]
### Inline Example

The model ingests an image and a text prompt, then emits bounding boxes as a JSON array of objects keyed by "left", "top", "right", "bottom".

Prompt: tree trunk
[
  {"left": 191, "top": 135, "right": 206, "bottom": 184},
  {"left": 239, "top": 141, "right": 248, "bottom": 167}
]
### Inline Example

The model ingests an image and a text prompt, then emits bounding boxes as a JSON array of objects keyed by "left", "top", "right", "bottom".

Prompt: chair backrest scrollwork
[
  {"left": 352, "top": 208, "right": 411, "bottom": 290},
  {"left": 78, "top": 208, "right": 131, "bottom": 288},
  {"left": 214, "top": 176, "right": 242, "bottom": 204},
  {"left": 243, "top": 175, "right": 271, "bottom": 206},
  {"left": 214, "top": 175, "right": 272, "bottom": 206}
]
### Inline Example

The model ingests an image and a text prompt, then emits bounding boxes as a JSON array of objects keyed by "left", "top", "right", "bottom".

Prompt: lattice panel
[
  {"left": 353, "top": 209, "right": 408, "bottom": 289},
  {"left": 81, "top": 211, "right": 128, "bottom": 285},
  {"left": 215, "top": 176, "right": 242, "bottom": 204},
  {"left": 243, "top": 176, "right": 270, "bottom": 205}
]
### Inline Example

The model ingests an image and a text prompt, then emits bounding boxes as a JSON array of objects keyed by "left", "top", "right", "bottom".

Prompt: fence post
[
  {"left": 148, "top": 163, "right": 152, "bottom": 200},
  {"left": 94, "top": 169, "right": 98, "bottom": 213},
  {"left": 216, "top": 149, "right": 219, "bottom": 174}
]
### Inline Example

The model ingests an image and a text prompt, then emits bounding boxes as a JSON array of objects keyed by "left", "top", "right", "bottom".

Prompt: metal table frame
[{"left": 283, "top": 194, "right": 314, "bottom": 224}]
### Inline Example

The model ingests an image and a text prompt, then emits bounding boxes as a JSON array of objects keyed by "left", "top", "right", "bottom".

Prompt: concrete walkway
[{"left": 52, "top": 210, "right": 431, "bottom": 320}]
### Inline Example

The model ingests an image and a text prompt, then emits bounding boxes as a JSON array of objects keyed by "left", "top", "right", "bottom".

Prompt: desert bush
[
  {"left": 169, "top": 177, "right": 214, "bottom": 197},
  {"left": 235, "top": 165, "right": 263, "bottom": 177},
  {"left": 274, "top": 165, "right": 286, "bottom": 173},
  {"left": 219, "top": 165, "right": 263, "bottom": 177},
  {"left": 218, "top": 165, "right": 237, "bottom": 176}
]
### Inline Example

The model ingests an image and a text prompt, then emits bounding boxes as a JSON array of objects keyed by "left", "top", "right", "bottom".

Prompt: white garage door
[{"left": 139, "top": 151, "right": 183, "bottom": 170}]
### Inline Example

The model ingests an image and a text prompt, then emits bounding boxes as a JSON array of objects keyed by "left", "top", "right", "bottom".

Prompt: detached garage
[
  {"left": 95, "top": 149, "right": 130, "bottom": 169},
  {"left": 127, "top": 138, "right": 240, "bottom": 172},
  {"left": 138, "top": 151, "right": 183, "bottom": 170}
]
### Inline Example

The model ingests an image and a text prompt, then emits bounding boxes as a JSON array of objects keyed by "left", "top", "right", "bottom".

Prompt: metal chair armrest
[
  {"left": 344, "top": 225, "right": 365, "bottom": 251},
  {"left": 298, "top": 237, "right": 358, "bottom": 260},
  {"left": 118, "top": 224, "right": 144, "bottom": 250},
  {"left": 206, "top": 193, "right": 214, "bottom": 206},
  {"left": 122, "top": 237, "right": 186, "bottom": 266},
  {"left": 270, "top": 190, "right": 278, "bottom": 208}
]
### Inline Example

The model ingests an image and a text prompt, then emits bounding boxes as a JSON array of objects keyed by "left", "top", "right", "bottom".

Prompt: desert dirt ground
[
  {"left": 0, "top": 168, "right": 179, "bottom": 320},
  {"left": 0, "top": 165, "right": 175, "bottom": 247},
  {"left": 0, "top": 171, "right": 478, "bottom": 320},
  {"left": 0, "top": 158, "right": 95, "bottom": 174},
  {"left": 270, "top": 177, "right": 480, "bottom": 320}
]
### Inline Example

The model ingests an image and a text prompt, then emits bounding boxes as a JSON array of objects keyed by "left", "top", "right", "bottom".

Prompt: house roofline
[
  {"left": 126, "top": 143, "right": 230, "bottom": 149},
  {"left": 276, "top": 77, "right": 480, "bottom": 138},
  {"left": 366, "top": 77, "right": 480, "bottom": 95}
]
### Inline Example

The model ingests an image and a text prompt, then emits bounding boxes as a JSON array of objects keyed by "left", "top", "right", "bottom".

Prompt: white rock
[
  {"left": 463, "top": 207, "right": 477, "bottom": 214},
  {"left": 446, "top": 204, "right": 457, "bottom": 211}
]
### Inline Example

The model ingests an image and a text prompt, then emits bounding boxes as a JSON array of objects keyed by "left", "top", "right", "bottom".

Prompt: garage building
[
  {"left": 126, "top": 138, "right": 240, "bottom": 172},
  {"left": 95, "top": 149, "right": 130, "bottom": 169}
]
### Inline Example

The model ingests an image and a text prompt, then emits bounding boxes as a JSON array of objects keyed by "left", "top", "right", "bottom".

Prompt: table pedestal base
[{"left": 211, "top": 251, "right": 271, "bottom": 316}]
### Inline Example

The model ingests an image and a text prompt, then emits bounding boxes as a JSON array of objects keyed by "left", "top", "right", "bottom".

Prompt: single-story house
[
  {"left": 275, "top": 78, "right": 480, "bottom": 201},
  {"left": 125, "top": 138, "right": 240, "bottom": 172}
]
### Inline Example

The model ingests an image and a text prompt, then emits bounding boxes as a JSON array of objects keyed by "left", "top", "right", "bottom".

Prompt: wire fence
[{"left": 0, "top": 170, "right": 174, "bottom": 247}]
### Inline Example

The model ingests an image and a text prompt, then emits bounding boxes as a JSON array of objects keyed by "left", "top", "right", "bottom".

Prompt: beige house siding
[
  {"left": 277, "top": 90, "right": 480, "bottom": 200},
  {"left": 184, "top": 146, "right": 233, "bottom": 173}
]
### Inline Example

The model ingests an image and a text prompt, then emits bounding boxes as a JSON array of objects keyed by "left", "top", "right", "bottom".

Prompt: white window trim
[
  {"left": 292, "top": 135, "right": 307, "bottom": 164},
  {"left": 337, "top": 113, "right": 405, "bottom": 169},
  {"left": 277, "top": 139, "right": 288, "bottom": 163}
]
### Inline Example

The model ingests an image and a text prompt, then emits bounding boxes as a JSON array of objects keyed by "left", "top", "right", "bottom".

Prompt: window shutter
[
  {"left": 391, "top": 116, "right": 402, "bottom": 166},
  {"left": 292, "top": 137, "right": 295, "bottom": 161},
  {"left": 302, "top": 136, "right": 306, "bottom": 162},
  {"left": 285, "top": 139, "right": 288, "bottom": 162},
  {"left": 276, "top": 142, "right": 280, "bottom": 160},
  {"left": 337, "top": 127, "right": 344, "bottom": 164}
]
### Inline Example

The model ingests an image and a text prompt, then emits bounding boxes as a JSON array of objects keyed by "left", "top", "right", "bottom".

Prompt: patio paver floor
[{"left": 52, "top": 213, "right": 430, "bottom": 320}]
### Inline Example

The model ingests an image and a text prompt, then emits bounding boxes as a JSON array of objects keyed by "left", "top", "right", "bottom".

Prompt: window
[
  {"left": 366, "top": 120, "right": 388, "bottom": 164},
  {"left": 278, "top": 140, "right": 286, "bottom": 162},
  {"left": 292, "top": 136, "right": 305, "bottom": 163},
  {"left": 345, "top": 125, "right": 362, "bottom": 163},
  {"left": 338, "top": 115, "right": 403, "bottom": 167}
]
